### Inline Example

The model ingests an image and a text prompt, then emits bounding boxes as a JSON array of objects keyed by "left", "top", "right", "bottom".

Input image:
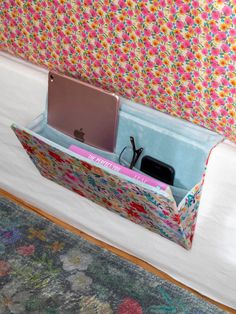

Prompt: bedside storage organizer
[{"left": 12, "top": 78, "right": 223, "bottom": 249}]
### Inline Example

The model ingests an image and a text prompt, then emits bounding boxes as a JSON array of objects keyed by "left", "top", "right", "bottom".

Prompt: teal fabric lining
[{"left": 30, "top": 98, "right": 222, "bottom": 204}]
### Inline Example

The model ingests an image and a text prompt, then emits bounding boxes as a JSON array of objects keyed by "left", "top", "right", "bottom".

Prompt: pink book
[{"left": 69, "top": 145, "right": 169, "bottom": 191}]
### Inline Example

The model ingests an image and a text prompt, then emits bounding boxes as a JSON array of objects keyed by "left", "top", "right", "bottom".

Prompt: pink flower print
[
  {"left": 216, "top": 31, "right": 226, "bottom": 41},
  {"left": 221, "top": 78, "right": 229, "bottom": 86},
  {"left": 211, "top": 48, "right": 220, "bottom": 56},
  {"left": 202, "top": 48, "right": 208, "bottom": 55},
  {"left": 159, "top": 0, "right": 166, "bottom": 7},
  {"left": 215, "top": 66, "right": 226, "bottom": 75},
  {"left": 126, "top": 19, "right": 133, "bottom": 26},
  {"left": 110, "top": 4, "right": 118, "bottom": 11},
  {"left": 158, "top": 87, "right": 165, "bottom": 94},
  {"left": 17, "top": 245, "right": 35, "bottom": 256},
  {"left": 141, "top": 6, "right": 149, "bottom": 15},
  {"left": 58, "top": 5, "right": 66, "bottom": 13},
  {"left": 63, "top": 15, "right": 70, "bottom": 24},
  {"left": 220, "top": 109, "right": 228, "bottom": 116},
  {"left": 212, "top": 81, "right": 219, "bottom": 88},
  {"left": 137, "top": 15, "right": 144, "bottom": 23},
  {"left": 180, "top": 86, "right": 187, "bottom": 93},
  {"left": 170, "top": 6, "right": 176, "bottom": 14},
  {"left": 160, "top": 45, "right": 166, "bottom": 52},
  {"left": 222, "top": 6, "right": 232, "bottom": 16},
  {"left": 183, "top": 72, "right": 191, "bottom": 81},
  {"left": 155, "top": 58, "right": 162, "bottom": 66},
  {"left": 40, "top": 42, "right": 47, "bottom": 50},
  {"left": 186, "top": 51, "right": 194, "bottom": 60},
  {"left": 211, "top": 92, "right": 219, "bottom": 101},
  {"left": 29, "top": 6, "right": 35, "bottom": 14},
  {"left": 217, "top": 98, "right": 224, "bottom": 106},
  {"left": 176, "top": 20, "right": 184, "bottom": 30},
  {"left": 211, "top": 59, "right": 219, "bottom": 68},
  {"left": 176, "top": 34, "right": 184, "bottom": 42},
  {"left": 221, "top": 43, "right": 230, "bottom": 52},
  {"left": 3, "top": 2, "right": 10, "bottom": 9},
  {"left": 183, "top": 40, "right": 191, "bottom": 48},
  {"left": 193, "top": 1, "right": 199, "bottom": 8},
  {"left": 228, "top": 118, "right": 235, "bottom": 125},
  {"left": 195, "top": 27, "right": 202, "bottom": 35},
  {"left": 210, "top": 25, "right": 219, "bottom": 35},
  {"left": 193, "top": 71, "right": 200, "bottom": 78},
  {"left": 175, "top": 0, "right": 182, "bottom": 6},
  {"left": 150, "top": 89, "right": 158, "bottom": 96},
  {"left": 143, "top": 29, "right": 151, "bottom": 37},
  {"left": 182, "top": 4, "right": 190, "bottom": 13},
  {"left": 125, "top": 64, "right": 133, "bottom": 72},
  {"left": 118, "top": 0, "right": 126, "bottom": 8},
  {"left": 131, "top": 42, "right": 137, "bottom": 49},
  {"left": 178, "top": 55, "right": 185, "bottom": 63},
  {"left": 162, "top": 35, "right": 168, "bottom": 43},
  {"left": 58, "top": 18, "right": 64, "bottom": 26},
  {"left": 201, "top": 12, "right": 208, "bottom": 20},
  {"left": 185, "top": 101, "right": 192, "bottom": 108},
  {"left": 171, "top": 85, "right": 177, "bottom": 92},
  {"left": 229, "top": 29, "right": 236, "bottom": 37},
  {"left": 119, "top": 67, "right": 125, "bottom": 75},
  {"left": 171, "top": 42, "right": 178, "bottom": 50},
  {"left": 211, "top": 111, "right": 218, "bottom": 119},
  {"left": 33, "top": 13, "right": 41, "bottom": 21},
  {"left": 66, "top": 2, "right": 72, "bottom": 10},
  {"left": 228, "top": 64, "right": 235, "bottom": 72},
  {"left": 18, "top": 8, "right": 23, "bottom": 14},
  {"left": 158, "top": 11, "right": 164, "bottom": 18},
  {"left": 178, "top": 66, "right": 185, "bottom": 75},
  {"left": 212, "top": 10, "right": 220, "bottom": 20},
  {"left": 188, "top": 83, "right": 195, "bottom": 91},
  {"left": 63, "top": 48, "right": 70, "bottom": 57},
  {"left": 231, "top": 55, "right": 236, "bottom": 62},
  {"left": 101, "top": 4, "right": 108, "bottom": 12},
  {"left": 89, "top": 8, "right": 96, "bottom": 17},
  {"left": 116, "top": 22, "right": 125, "bottom": 31},
  {"left": 122, "top": 33, "right": 130, "bottom": 41}
]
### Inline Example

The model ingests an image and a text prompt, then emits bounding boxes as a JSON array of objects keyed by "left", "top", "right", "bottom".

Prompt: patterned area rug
[{"left": 0, "top": 196, "right": 226, "bottom": 314}]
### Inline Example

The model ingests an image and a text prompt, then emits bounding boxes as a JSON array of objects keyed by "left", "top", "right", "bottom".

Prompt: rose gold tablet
[{"left": 47, "top": 72, "right": 120, "bottom": 152}]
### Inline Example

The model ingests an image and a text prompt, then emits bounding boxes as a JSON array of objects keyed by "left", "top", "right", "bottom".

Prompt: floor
[{"left": 0, "top": 188, "right": 234, "bottom": 313}]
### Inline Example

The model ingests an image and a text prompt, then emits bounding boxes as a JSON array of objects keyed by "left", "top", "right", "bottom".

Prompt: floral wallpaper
[{"left": 1, "top": 0, "right": 236, "bottom": 142}]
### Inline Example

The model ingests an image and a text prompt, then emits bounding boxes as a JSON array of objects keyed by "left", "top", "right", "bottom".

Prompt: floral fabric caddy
[{"left": 12, "top": 124, "right": 205, "bottom": 250}]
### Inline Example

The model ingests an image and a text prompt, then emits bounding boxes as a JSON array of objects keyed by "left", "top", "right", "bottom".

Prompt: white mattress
[{"left": 1, "top": 52, "right": 236, "bottom": 309}]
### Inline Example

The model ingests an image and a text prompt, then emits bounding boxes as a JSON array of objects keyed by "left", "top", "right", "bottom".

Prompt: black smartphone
[{"left": 140, "top": 156, "right": 175, "bottom": 185}]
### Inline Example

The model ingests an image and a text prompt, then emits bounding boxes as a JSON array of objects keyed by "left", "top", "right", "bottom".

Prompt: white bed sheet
[{"left": 1, "top": 52, "right": 236, "bottom": 309}]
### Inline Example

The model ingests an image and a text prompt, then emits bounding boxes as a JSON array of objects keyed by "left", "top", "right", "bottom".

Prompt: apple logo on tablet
[{"left": 74, "top": 128, "right": 85, "bottom": 143}]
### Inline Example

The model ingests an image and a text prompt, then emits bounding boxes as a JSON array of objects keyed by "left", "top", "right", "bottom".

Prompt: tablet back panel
[{"left": 47, "top": 72, "right": 120, "bottom": 152}]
